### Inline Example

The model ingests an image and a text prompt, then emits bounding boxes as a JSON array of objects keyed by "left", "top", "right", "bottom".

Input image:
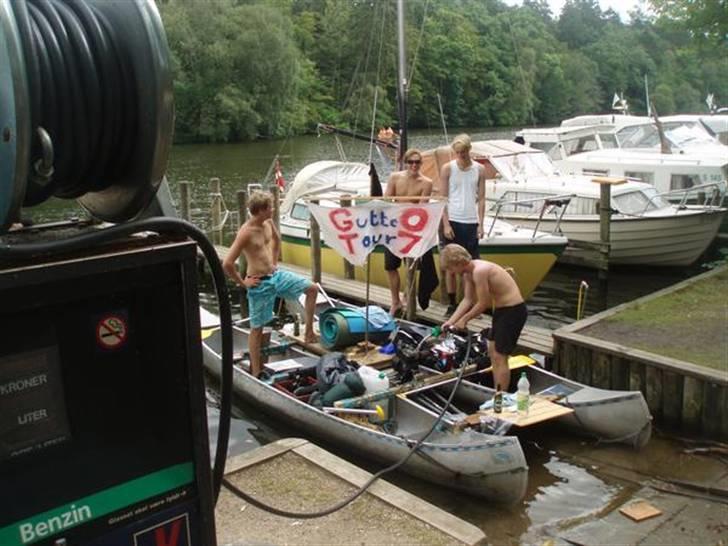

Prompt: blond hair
[
  {"left": 441, "top": 244, "right": 473, "bottom": 269},
  {"left": 403, "top": 148, "right": 422, "bottom": 162},
  {"left": 451, "top": 134, "right": 471, "bottom": 153},
  {"left": 248, "top": 191, "right": 272, "bottom": 215}
]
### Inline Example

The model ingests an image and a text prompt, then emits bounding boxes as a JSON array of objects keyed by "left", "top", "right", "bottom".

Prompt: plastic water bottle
[
  {"left": 516, "top": 372, "right": 530, "bottom": 416},
  {"left": 358, "top": 365, "right": 390, "bottom": 394},
  {"left": 493, "top": 384, "right": 503, "bottom": 414}
]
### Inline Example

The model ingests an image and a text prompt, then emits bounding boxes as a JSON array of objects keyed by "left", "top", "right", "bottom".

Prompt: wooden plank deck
[{"left": 214, "top": 246, "right": 554, "bottom": 356}]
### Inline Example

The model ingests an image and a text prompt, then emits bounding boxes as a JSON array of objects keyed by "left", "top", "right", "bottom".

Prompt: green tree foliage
[
  {"left": 157, "top": 0, "right": 728, "bottom": 143},
  {"left": 648, "top": 0, "right": 728, "bottom": 47},
  {"left": 161, "top": 0, "right": 302, "bottom": 142}
]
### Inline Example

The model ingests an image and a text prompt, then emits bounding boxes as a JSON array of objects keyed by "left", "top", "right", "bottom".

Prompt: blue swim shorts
[{"left": 246, "top": 270, "right": 312, "bottom": 328}]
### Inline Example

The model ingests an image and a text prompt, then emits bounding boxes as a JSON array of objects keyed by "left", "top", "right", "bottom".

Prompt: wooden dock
[{"left": 214, "top": 245, "right": 554, "bottom": 357}]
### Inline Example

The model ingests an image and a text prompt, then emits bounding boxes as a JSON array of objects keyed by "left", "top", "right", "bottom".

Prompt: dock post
[
  {"left": 209, "top": 177, "right": 223, "bottom": 245},
  {"left": 598, "top": 181, "right": 611, "bottom": 282},
  {"left": 340, "top": 195, "right": 355, "bottom": 280},
  {"left": 179, "top": 180, "right": 192, "bottom": 222},
  {"left": 271, "top": 185, "right": 281, "bottom": 233},
  {"left": 310, "top": 199, "right": 322, "bottom": 283},
  {"left": 271, "top": 185, "right": 282, "bottom": 261},
  {"left": 237, "top": 189, "right": 249, "bottom": 318},
  {"left": 405, "top": 258, "right": 417, "bottom": 321}
]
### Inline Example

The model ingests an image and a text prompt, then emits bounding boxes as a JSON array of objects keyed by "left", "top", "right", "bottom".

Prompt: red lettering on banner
[
  {"left": 400, "top": 208, "right": 428, "bottom": 232},
  {"left": 154, "top": 519, "right": 182, "bottom": 546},
  {"left": 398, "top": 230, "right": 422, "bottom": 254},
  {"left": 339, "top": 233, "right": 358, "bottom": 254},
  {"left": 329, "top": 208, "right": 353, "bottom": 231}
]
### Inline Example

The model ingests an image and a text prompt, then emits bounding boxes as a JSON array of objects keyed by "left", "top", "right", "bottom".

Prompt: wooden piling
[
  {"left": 597, "top": 180, "right": 612, "bottom": 281},
  {"left": 310, "top": 199, "right": 322, "bottom": 283},
  {"left": 681, "top": 376, "right": 703, "bottom": 431},
  {"left": 340, "top": 195, "right": 355, "bottom": 280},
  {"left": 210, "top": 177, "right": 223, "bottom": 245},
  {"left": 644, "top": 366, "right": 663, "bottom": 419},
  {"left": 237, "top": 190, "right": 249, "bottom": 318},
  {"left": 405, "top": 258, "right": 417, "bottom": 321},
  {"left": 272, "top": 185, "right": 281, "bottom": 233},
  {"left": 661, "top": 371, "right": 683, "bottom": 428},
  {"left": 179, "top": 180, "right": 192, "bottom": 222},
  {"left": 272, "top": 185, "right": 282, "bottom": 261}
]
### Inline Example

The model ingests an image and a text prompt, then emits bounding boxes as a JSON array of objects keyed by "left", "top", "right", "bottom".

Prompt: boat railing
[
  {"left": 487, "top": 193, "right": 575, "bottom": 239},
  {"left": 642, "top": 181, "right": 727, "bottom": 214}
]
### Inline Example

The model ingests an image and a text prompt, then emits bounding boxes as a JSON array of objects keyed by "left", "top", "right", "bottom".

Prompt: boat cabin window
[
  {"left": 525, "top": 141, "right": 560, "bottom": 161},
  {"left": 489, "top": 152, "right": 555, "bottom": 181},
  {"left": 291, "top": 202, "right": 311, "bottom": 221},
  {"left": 613, "top": 187, "right": 667, "bottom": 214},
  {"left": 597, "top": 132, "right": 618, "bottom": 149},
  {"left": 561, "top": 135, "right": 600, "bottom": 156},
  {"left": 582, "top": 169, "right": 609, "bottom": 177},
  {"left": 624, "top": 171, "right": 655, "bottom": 185},
  {"left": 617, "top": 122, "right": 717, "bottom": 149},
  {"left": 670, "top": 174, "right": 700, "bottom": 190}
]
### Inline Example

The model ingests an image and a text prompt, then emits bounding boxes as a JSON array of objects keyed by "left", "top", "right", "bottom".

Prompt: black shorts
[
  {"left": 384, "top": 248, "right": 402, "bottom": 271},
  {"left": 487, "top": 302, "right": 528, "bottom": 355},
  {"left": 440, "top": 221, "right": 479, "bottom": 259}
]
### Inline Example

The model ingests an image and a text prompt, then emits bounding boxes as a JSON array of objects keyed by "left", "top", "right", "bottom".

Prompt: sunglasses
[{"left": 406, "top": 159, "right": 422, "bottom": 165}]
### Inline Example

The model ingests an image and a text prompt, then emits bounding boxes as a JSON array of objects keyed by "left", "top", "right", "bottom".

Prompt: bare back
[
  {"left": 471, "top": 260, "right": 523, "bottom": 308},
  {"left": 385, "top": 171, "right": 433, "bottom": 203}
]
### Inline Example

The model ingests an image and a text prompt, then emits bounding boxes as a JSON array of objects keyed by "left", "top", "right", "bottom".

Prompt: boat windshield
[
  {"left": 489, "top": 152, "right": 555, "bottom": 181},
  {"left": 290, "top": 202, "right": 311, "bottom": 221},
  {"left": 612, "top": 187, "right": 668, "bottom": 214},
  {"left": 616, "top": 122, "right": 717, "bottom": 149}
]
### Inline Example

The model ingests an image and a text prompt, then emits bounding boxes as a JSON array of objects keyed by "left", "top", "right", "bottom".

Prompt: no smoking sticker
[{"left": 96, "top": 315, "right": 128, "bottom": 349}]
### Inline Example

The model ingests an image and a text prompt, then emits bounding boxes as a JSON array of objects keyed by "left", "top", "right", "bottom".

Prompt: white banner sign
[{"left": 308, "top": 201, "right": 445, "bottom": 266}]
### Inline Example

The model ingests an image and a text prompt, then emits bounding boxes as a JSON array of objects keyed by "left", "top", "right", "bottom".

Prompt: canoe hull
[{"left": 202, "top": 328, "right": 529, "bottom": 503}]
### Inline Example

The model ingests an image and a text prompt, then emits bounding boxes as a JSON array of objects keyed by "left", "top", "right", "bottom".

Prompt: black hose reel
[{"left": 0, "top": 0, "right": 173, "bottom": 233}]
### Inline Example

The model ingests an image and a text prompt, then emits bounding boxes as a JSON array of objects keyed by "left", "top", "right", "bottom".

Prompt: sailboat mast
[{"left": 396, "top": 0, "right": 407, "bottom": 167}]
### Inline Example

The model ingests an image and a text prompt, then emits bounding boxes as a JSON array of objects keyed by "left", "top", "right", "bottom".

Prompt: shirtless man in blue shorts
[
  {"left": 223, "top": 191, "right": 318, "bottom": 377},
  {"left": 440, "top": 244, "right": 527, "bottom": 391}
]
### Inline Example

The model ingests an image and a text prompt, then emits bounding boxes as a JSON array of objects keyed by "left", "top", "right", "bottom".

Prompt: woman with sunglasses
[{"left": 383, "top": 148, "right": 433, "bottom": 316}]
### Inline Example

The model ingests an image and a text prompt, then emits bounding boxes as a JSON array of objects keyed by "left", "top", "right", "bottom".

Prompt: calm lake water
[{"left": 28, "top": 131, "right": 726, "bottom": 542}]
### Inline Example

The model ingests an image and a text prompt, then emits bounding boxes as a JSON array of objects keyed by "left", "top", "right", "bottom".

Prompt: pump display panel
[{"left": 0, "top": 346, "right": 71, "bottom": 462}]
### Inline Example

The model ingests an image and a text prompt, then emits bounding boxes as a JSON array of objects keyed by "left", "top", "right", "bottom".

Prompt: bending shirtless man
[
  {"left": 223, "top": 191, "right": 318, "bottom": 377},
  {"left": 440, "top": 244, "right": 527, "bottom": 391},
  {"left": 383, "top": 148, "right": 433, "bottom": 315}
]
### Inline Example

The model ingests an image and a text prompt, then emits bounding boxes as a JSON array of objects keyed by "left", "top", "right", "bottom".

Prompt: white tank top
[{"left": 447, "top": 160, "right": 479, "bottom": 223}]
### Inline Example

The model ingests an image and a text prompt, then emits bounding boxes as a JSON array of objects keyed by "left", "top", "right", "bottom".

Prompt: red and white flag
[{"left": 274, "top": 160, "right": 286, "bottom": 190}]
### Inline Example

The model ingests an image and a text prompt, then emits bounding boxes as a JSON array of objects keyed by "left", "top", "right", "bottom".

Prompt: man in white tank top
[{"left": 440, "top": 134, "right": 486, "bottom": 316}]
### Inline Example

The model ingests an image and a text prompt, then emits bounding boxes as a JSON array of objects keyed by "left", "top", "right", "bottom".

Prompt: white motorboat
[
  {"left": 519, "top": 117, "right": 728, "bottom": 199},
  {"left": 439, "top": 140, "right": 726, "bottom": 266}
]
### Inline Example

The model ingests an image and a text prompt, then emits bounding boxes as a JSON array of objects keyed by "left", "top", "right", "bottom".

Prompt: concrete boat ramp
[
  {"left": 212, "top": 430, "right": 728, "bottom": 545},
  {"left": 215, "top": 438, "right": 485, "bottom": 545}
]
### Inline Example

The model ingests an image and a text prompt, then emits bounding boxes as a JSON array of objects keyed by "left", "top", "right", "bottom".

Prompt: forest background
[{"left": 157, "top": 0, "right": 728, "bottom": 144}]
